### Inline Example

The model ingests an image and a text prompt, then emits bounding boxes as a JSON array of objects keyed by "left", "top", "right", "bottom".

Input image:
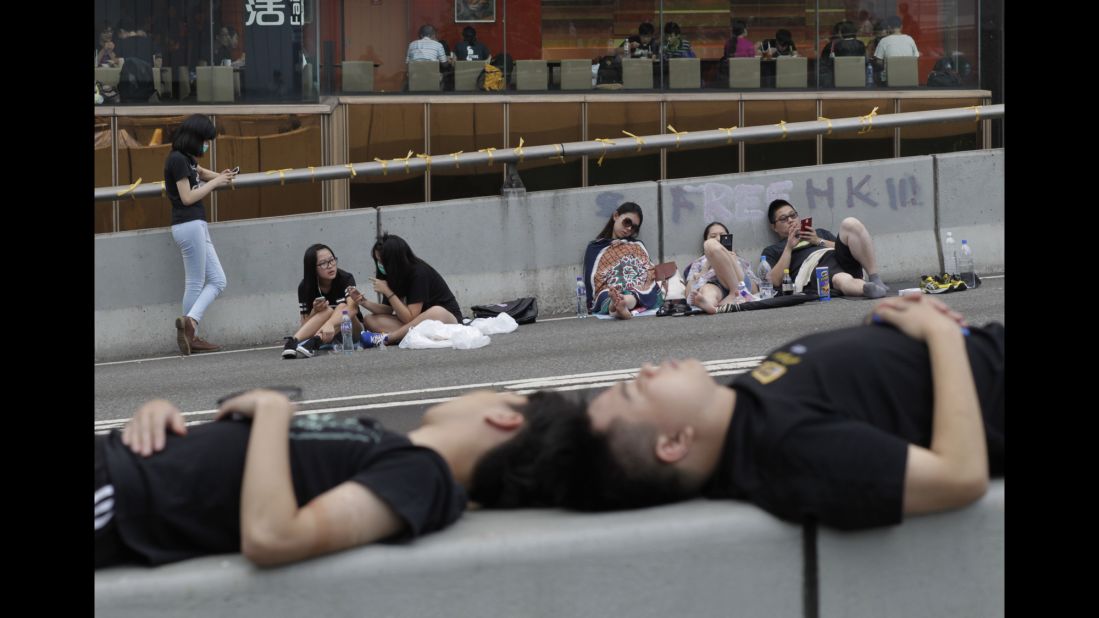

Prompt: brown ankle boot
[
  {"left": 174, "top": 316, "right": 191, "bottom": 356},
  {"left": 190, "top": 334, "right": 221, "bottom": 353}
]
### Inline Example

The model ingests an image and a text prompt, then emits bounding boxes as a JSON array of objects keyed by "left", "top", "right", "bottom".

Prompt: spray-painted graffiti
[
  {"left": 806, "top": 173, "right": 923, "bottom": 210},
  {"left": 675, "top": 181, "right": 792, "bottom": 224}
]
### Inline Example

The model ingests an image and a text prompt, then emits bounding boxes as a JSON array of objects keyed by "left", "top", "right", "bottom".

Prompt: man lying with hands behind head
[{"left": 572, "top": 293, "right": 1004, "bottom": 530}]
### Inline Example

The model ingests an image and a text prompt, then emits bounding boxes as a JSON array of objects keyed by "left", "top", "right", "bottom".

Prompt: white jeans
[{"left": 170, "top": 220, "right": 227, "bottom": 326}]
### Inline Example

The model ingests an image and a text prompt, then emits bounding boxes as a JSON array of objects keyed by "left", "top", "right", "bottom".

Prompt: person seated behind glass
[
  {"left": 759, "top": 29, "right": 798, "bottom": 59},
  {"left": 96, "top": 22, "right": 120, "bottom": 67},
  {"left": 620, "top": 22, "right": 657, "bottom": 58},
  {"left": 832, "top": 20, "right": 867, "bottom": 57},
  {"left": 872, "top": 16, "right": 918, "bottom": 75},
  {"left": 659, "top": 22, "right": 696, "bottom": 59},
  {"left": 455, "top": 26, "right": 490, "bottom": 61},
  {"left": 407, "top": 24, "right": 449, "bottom": 64},
  {"left": 723, "top": 19, "right": 756, "bottom": 58}
]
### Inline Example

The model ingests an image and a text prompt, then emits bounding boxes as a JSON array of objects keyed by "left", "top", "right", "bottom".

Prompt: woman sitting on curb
[
  {"left": 583, "top": 202, "right": 664, "bottom": 320},
  {"left": 281, "top": 243, "right": 364, "bottom": 359},
  {"left": 348, "top": 233, "right": 464, "bottom": 347}
]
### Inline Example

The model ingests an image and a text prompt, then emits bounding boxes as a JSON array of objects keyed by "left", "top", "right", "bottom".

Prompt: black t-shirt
[
  {"left": 761, "top": 228, "right": 837, "bottom": 280},
  {"left": 455, "top": 41, "right": 490, "bottom": 61},
  {"left": 387, "top": 262, "right": 463, "bottom": 322},
  {"left": 164, "top": 150, "right": 205, "bottom": 225},
  {"left": 297, "top": 269, "right": 363, "bottom": 322},
  {"left": 704, "top": 323, "right": 1005, "bottom": 530},
  {"left": 832, "top": 38, "right": 867, "bottom": 57},
  {"left": 101, "top": 414, "right": 466, "bottom": 566}
]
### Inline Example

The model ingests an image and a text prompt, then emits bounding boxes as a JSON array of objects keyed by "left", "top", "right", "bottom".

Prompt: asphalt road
[{"left": 95, "top": 277, "right": 1005, "bottom": 434}]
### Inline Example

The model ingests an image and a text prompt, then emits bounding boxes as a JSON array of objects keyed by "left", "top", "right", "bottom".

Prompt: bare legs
[
  {"left": 835, "top": 217, "right": 888, "bottom": 298},
  {"left": 609, "top": 287, "right": 639, "bottom": 320},
  {"left": 363, "top": 306, "right": 458, "bottom": 344}
]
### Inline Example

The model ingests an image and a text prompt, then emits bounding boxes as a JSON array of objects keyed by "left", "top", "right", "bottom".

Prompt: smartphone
[
  {"left": 314, "top": 295, "right": 326, "bottom": 305},
  {"left": 230, "top": 166, "right": 240, "bottom": 175},
  {"left": 652, "top": 261, "right": 678, "bottom": 280},
  {"left": 719, "top": 233, "right": 734, "bottom": 251},
  {"left": 800, "top": 217, "right": 814, "bottom": 232}
]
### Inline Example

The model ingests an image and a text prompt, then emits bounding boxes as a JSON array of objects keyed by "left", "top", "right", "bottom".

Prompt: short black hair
[
  {"left": 767, "top": 199, "right": 795, "bottom": 223},
  {"left": 664, "top": 21, "right": 682, "bottom": 35},
  {"left": 419, "top": 24, "right": 436, "bottom": 39},
  {"left": 462, "top": 26, "right": 476, "bottom": 40},
  {"left": 171, "top": 114, "right": 217, "bottom": 158},
  {"left": 638, "top": 22, "right": 655, "bottom": 36},
  {"left": 469, "top": 391, "right": 602, "bottom": 509}
]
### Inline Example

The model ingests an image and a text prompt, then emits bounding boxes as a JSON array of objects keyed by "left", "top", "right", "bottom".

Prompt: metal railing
[{"left": 95, "top": 104, "right": 1002, "bottom": 202}]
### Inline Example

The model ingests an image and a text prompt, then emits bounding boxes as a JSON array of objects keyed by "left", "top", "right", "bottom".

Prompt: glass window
[
  {"left": 898, "top": 97, "right": 982, "bottom": 156},
  {"left": 665, "top": 100, "right": 740, "bottom": 179},
  {"left": 95, "top": 117, "right": 115, "bottom": 234},
  {"left": 430, "top": 103, "right": 505, "bottom": 201},
  {"left": 348, "top": 104, "right": 426, "bottom": 207},
  {"left": 742, "top": 98, "right": 816, "bottom": 172},
  {"left": 116, "top": 115, "right": 186, "bottom": 231},
  {"left": 587, "top": 101, "right": 661, "bottom": 186},
  {"left": 509, "top": 102, "right": 583, "bottom": 191},
  {"left": 821, "top": 98, "right": 893, "bottom": 164}
]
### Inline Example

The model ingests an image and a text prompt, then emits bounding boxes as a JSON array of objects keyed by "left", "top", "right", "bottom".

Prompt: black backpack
[
  {"left": 118, "top": 56, "right": 158, "bottom": 102},
  {"left": 470, "top": 297, "right": 538, "bottom": 324},
  {"left": 926, "top": 58, "right": 961, "bottom": 87}
]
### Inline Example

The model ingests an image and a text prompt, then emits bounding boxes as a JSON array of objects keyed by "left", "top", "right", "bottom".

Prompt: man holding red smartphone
[{"left": 761, "top": 199, "right": 889, "bottom": 298}]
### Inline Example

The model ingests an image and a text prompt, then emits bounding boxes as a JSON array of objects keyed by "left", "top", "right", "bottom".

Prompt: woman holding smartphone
[
  {"left": 683, "top": 222, "right": 758, "bottom": 314},
  {"left": 166, "top": 113, "right": 237, "bottom": 356},
  {"left": 582, "top": 202, "right": 664, "bottom": 320},
  {"left": 281, "top": 244, "right": 365, "bottom": 359},
  {"left": 347, "top": 233, "right": 463, "bottom": 348}
]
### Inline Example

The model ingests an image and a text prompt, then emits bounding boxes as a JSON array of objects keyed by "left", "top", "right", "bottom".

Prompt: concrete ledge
[
  {"left": 96, "top": 481, "right": 1004, "bottom": 617},
  {"left": 95, "top": 499, "right": 803, "bottom": 618},
  {"left": 819, "top": 480, "right": 1005, "bottom": 617}
]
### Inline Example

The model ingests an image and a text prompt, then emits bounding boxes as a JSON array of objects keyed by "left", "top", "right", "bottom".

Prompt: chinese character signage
[{"left": 244, "top": 0, "right": 305, "bottom": 98}]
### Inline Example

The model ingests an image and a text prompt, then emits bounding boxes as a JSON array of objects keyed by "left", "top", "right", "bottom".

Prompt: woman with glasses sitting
[
  {"left": 683, "top": 221, "right": 760, "bottom": 314},
  {"left": 582, "top": 202, "right": 664, "bottom": 320},
  {"left": 347, "top": 233, "right": 464, "bottom": 348},
  {"left": 282, "top": 243, "right": 366, "bottom": 359}
]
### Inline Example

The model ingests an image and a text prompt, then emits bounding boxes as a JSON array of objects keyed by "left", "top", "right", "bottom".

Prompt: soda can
[{"left": 815, "top": 266, "right": 831, "bottom": 301}]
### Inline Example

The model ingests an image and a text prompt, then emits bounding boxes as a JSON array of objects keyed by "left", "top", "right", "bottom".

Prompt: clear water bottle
[
  {"left": 757, "top": 257, "right": 774, "bottom": 299},
  {"left": 737, "top": 280, "right": 756, "bottom": 302},
  {"left": 340, "top": 310, "right": 354, "bottom": 355},
  {"left": 865, "top": 60, "right": 874, "bottom": 86},
  {"left": 944, "top": 231, "right": 957, "bottom": 275},
  {"left": 781, "top": 268, "right": 794, "bottom": 295},
  {"left": 575, "top": 275, "right": 587, "bottom": 318},
  {"left": 958, "top": 240, "right": 976, "bottom": 288}
]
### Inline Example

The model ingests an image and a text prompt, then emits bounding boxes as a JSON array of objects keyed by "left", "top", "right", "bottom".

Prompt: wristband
[{"left": 386, "top": 294, "right": 395, "bottom": 301}]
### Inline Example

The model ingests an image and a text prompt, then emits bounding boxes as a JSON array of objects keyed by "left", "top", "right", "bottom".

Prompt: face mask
[
  {"left": 202, "top": 143, "right": 209, "bottom": 154},
  {"left": 376, "top": 263, "right": 387, "bottom": 276}
]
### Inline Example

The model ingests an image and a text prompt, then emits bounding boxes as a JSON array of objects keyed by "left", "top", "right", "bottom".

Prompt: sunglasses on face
[{"left": 620, "top": 218, "right": 640, "bottom": 231}]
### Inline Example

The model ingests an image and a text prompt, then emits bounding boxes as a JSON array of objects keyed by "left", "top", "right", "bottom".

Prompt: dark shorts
[
  {"left": 816, "top": 238, "right": 864, "bottom": 294},
  {"left": 702, "top": 280, "right": 731, "bottom": 299}
]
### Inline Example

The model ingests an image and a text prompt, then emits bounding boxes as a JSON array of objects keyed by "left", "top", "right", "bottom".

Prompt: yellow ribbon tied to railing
[
  {"left": 817, "top": 117, "right": 833, "bottom": 136},
  {"left": 718, "top": 126, "right": 737, "bottom": 144},
  {"left": 396, "top": 150, "right": 414, "bottom": 174},
  {"left": 308, "top": 166, "right": 317, "bottom": 182},
  {"left": 622, "top": 131, "right": 645, "bottom": 152},
  {"left": 117, "top": 177, "right": 142, "bottom": 199},
  {"left": 667, "top": 125, "right": 688, "bottom": 148},
  {"left": 594, "top": 138, "right": 616, "bottom": 166},
  {"left": 553, "top": 144, "right": 566, "bottom": 164},
  {"left": 157, "top": 180, "right": 166, "bottom": 196},
  {"left": 265, "top": 168, "right": 293, "bottom": 185},
  {"left": 858, "top": 107, "right": 879, "bottom": 134},
  {"left": 513, "top": 138, "right": 525, "bottom": 162},
  {"left": 416, "top": 153, "right": 432, "bottom": 173},
  {"left": 373, "top": 158, "right": 389, "bottom": 175},
  {"left": 776, "top": 120, "right": 789, "bottom": 140},
  {"left": 964, "top": 105, "right": 981, "bottom": 123},
  {"left": 450, "top": 151, "right": 463, "bottom": 168},
  {"left": 479, "top": 147, "right": 497, "bottom": 166}
]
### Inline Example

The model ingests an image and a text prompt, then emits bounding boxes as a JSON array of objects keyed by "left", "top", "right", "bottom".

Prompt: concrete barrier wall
[
  {"left": 94, "top": 481, "right": 1004, "bottom": 618},
  {"left": 660, "top": 157, "right": 939, "bottom": 282},
  {"left": 376, "top": 183, "right": 659, "bottom": 319},
  {"left": 94, "top": 210, "right": 376, "bottom": 361},
  {"left": 94, "top": 151, "right": 1003, "bottom": 361},
  {"left": 934, "top": 149, "right": 1005, "bottom": 275}
]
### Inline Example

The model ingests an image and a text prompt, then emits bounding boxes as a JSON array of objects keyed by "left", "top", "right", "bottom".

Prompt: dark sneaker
[
  {"left": 190, "top": 336, "right": 221, "bottom": 353},
  {"left": 174, "top": 316, "right": 191, "bottom": 356},
  {"left": 296, "top": 336, "right": 321, "bottom": 358},
  {"left": 360, "top": 331, "right": 388, "bottom": 348},
  {"left": 282, "top": 337, "right": 299, "bottom": 359}
]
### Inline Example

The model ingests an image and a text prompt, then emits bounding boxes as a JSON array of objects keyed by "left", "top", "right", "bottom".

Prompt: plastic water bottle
[
  {"left": 958, "top": 240, "right": 976, "bottom": 288},
  {"left": 575, "top": 275, "right": 587, "bottom": 318},
  {"left": 944, "top": 231, "right": 957, "bottom": 274},
  {"left": 757, "top": 257, "right": 774, "bottom": 299},
  {"left": 340, "top": 311, "right": 354, "bottom": 355},
  {"left": 781, "top": 268, "right": 794, "bottom": 295},
  {"left": 737, "top": 280, "right": 755, "bottom": 302},
  {"left": 865, "top": 60, "right": 874, "bottom": 86}
]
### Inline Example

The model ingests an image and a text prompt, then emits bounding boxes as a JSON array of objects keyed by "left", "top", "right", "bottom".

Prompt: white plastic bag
[
  {"left": 469, "top": 312, "right": 519, "bottom": 335},
  {"left": 398, "top": 320, "right": 491, "bottom": 350}
]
